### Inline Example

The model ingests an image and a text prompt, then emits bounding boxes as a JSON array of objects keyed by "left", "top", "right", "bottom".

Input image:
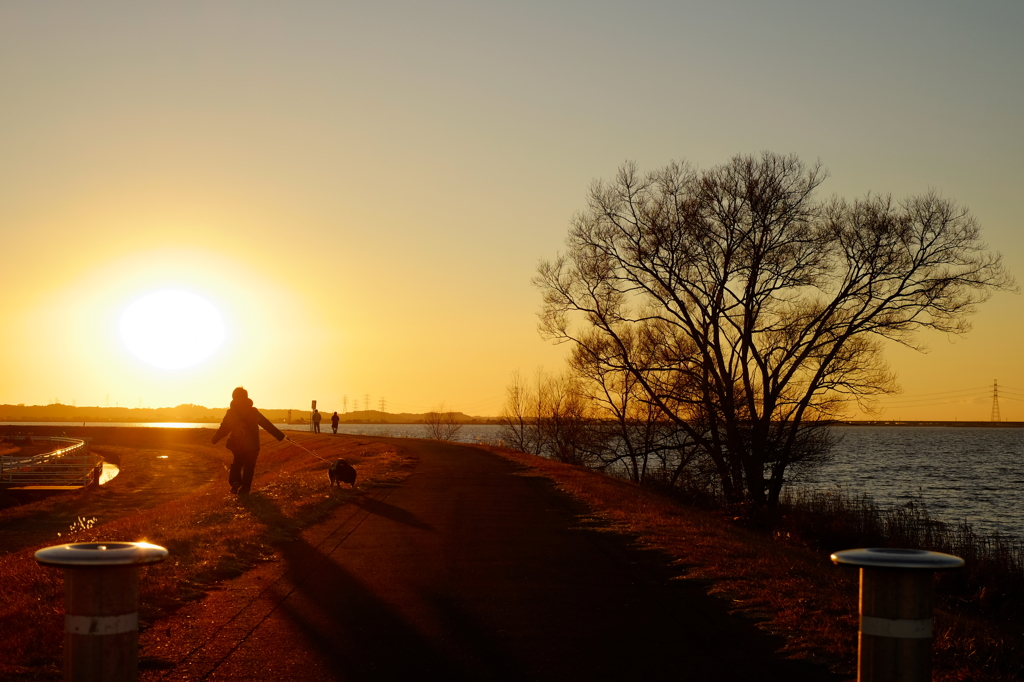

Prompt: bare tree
[
  {"left": 534, "top": 372, "right": 595, "bottom": 466},
  {"left": 569, "top": 336, "right": 700, "bottom": 487},
  {"left": 498, "top": 370, "right": 597, "bottom": 465},
  {"left": 423, "top": 404, "right": 464, "bottom": 442},
  {"left": 536, "top": 152, "right": 1015, "bottom": 510},
  {"left": 498, "top": 371, "right": 539, "bottom": 454}
]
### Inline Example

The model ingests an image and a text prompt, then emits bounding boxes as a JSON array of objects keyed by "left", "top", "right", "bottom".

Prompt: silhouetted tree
[
  {"left": 498, "top": 370, "right": 597, "bottom": 465},
  {"left": 498, "top": 371, "right": 541, "bottom": 454},
  {"left": 423, "top": 404, "right": 464, "bottom": 441},
  {"left": 533, "top": 372, "right": 595, "bottom": 466},
  {"left": 568, "top": 335, "right": 701, "bottom": 487},
  {"left": 536, "top": 152, "right": 1015, "bottom": 509}
]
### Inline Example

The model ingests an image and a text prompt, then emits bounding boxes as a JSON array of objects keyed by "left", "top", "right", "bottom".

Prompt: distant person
[
  {"left": 312, "top": 409, "right": 322, "bottom": 434},
  {"left": 331, "top": 411, "right": 339, "bottom": 434},
  {"left": 212, "top": 387, "right": 285, "bottom": 495}
]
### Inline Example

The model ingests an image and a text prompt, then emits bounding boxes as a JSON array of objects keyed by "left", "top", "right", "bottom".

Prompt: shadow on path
[
  {"left": 351, "top": 495, "right": 433, "bottom": 531},
  {"left": 205, "top": 488, "right": 523, "bottom": 680},
  {"left": 146, "top": 439, "right": 846, "bottom": 681}
]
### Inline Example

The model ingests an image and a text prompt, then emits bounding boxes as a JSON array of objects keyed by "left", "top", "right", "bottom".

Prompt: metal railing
[{"left": 0, "top": 436, "right": 97, "bottom": 487}]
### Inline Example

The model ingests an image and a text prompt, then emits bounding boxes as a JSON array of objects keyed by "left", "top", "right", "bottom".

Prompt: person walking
[
  {"left": 312, "top": 409, "right": 322, "bottom": 434},
  {"left": 331, "top": 411, "right": 340, "bottom": 434},
  {"left": 212, "top": 386, "right": 285, "bottom": 494}
]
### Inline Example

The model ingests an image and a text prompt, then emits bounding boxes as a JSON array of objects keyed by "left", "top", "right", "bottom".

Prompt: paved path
[{"left": 142, "top": 439, "right": 841, "bottom": 681}]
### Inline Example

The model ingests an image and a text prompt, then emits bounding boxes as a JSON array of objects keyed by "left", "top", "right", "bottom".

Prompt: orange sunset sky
[{"left": 1, "top": 1, "right": 1021, "bottom": 421}]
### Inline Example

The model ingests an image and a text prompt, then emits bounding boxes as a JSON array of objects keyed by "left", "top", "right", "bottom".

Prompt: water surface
[
  {"left": 800, "top": 426, "right": 1023, "bottom": 538},
  {"left": 6, "top": 421, "right": 1019, "bottom": 538}
]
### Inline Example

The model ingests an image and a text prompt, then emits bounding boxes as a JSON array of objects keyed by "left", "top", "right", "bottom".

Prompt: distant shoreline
[
  {"left": 834, "top": 420, "right": 1023, "bottom": 428},
  {"left": 1, "top": 419, "right": 1019, "bottom": 428},
  {"left": 0, "top": 405, "right": 498, "bottom": 425}
]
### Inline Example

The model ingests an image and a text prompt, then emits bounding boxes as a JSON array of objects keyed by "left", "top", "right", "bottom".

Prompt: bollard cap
[
  {"left": 35, "top": 542, "right": 168, "bottom": 568},
  {"left": 831, "top": 547, "right": 964, "bottom": 571}
]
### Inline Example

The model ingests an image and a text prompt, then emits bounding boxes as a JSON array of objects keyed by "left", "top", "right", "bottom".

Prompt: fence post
[
  {"left": 90, "top": 460, "right": 103, "bottom": 488},
  {"left": 831, "top": 548, "right": 964, "bottom": 682},
  {"left": 35, "top": 542, "right": 168, "bottom": 682}
]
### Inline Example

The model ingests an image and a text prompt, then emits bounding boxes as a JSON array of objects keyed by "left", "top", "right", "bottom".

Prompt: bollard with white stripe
[
  {"left": 831, "top": 547, "right": 964, "bottom": 682},
  {"left": 35, "top": 542, "right": 168, "bottom": 682}
]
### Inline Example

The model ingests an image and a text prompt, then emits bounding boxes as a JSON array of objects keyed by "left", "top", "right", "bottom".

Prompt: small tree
[
  {"left": 498, "top": 371, "right": 541, "bottom": 454},
  {"left": 534, "top": 372, "right": 595, "bottom": 466},
  {"left": 498, "top": 370, "right": 598, "bottom": 465},
  {"left": 423, "top": 404, "right": 464, "bottom": 442},
  {"left": 569, "top": 338, "right": 700, "bottom": 487},
  {"left": 536, "top": 152, "right": 1015, "bottom": 509}
]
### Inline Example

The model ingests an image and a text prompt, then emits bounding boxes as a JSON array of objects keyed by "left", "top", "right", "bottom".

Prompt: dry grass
[
  {"left": 0, "top": 430, "right": 412, "bottom": 679},
  {"left": 0, "top": 443, "right": 53, "bottom": 458},
  {"left": 3, "top": 431, "right": 1017, "bottom": 680},
  {"left": 484, "top": 445, "right": 1023, "bottom": 682},
  {"left": 776, "top": 488, "right": 1024, "bottom": 681}
]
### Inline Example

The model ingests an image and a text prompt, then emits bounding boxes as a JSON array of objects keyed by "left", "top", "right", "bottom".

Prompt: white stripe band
[
  {"left": 861, "top": 615, "right": 932, "bottom": 639},
  {"left": 65, "top": 613, "right": 138, "bottom": 635}
]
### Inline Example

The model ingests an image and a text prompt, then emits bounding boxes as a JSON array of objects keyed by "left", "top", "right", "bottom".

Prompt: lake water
[
  {"left": 5, "top": 422, "right": 1020, "bottom": 538},
  {"left": 328, "top": 423, "right": 1023, "bottom": 539},
  {"left": 800, "top": 425, "right": 1023, "bottom": 539},
  {"left": 0, "top": 422, "right": 503, "bottom": 440}
]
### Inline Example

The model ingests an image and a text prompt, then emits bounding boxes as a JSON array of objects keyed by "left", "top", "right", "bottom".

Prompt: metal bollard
[
  {"left": 35, "top": 542, "right": 168, "bottom": 682},
  {"left": 831, "top": 547, "right": 964, "bottom": 682}
]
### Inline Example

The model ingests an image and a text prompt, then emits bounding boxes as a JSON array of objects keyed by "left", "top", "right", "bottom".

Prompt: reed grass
[
  {"left": 776, "top": 487, "right": 1024, "bottom": 623},
  {"left": 775, "top": 487, "right": 1024, "bottom": 681},
  {"left": 486, "top": 445, "right": 1024, "bottom": 681}
]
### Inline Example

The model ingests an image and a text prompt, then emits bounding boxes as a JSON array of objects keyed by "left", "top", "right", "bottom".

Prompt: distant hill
[
  {"left": 0, "top": 404, "right": 498, "bottom": 424},
  {"left": 319, "top": 410, "right": 497, "bottom": 425}
]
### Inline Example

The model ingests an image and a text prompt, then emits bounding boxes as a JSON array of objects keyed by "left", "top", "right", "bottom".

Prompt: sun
[{"left": 120, "top": 290, "right": 226, "bottom": 369}]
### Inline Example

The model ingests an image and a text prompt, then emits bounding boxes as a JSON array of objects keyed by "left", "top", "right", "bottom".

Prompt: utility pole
[{"left": 991, "top": 380, "right": 1001, "bottom": 422}]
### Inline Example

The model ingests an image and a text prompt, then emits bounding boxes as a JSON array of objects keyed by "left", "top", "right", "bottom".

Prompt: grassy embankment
[
  {"left": 0, "top": 431, "right": 1019, "bottom": 680},
  {"left": 0, "top": 429, "right": 413, "bottom": 680},
  {"left": 483, "top": 445, "right": 1023, "bottom": 682}
]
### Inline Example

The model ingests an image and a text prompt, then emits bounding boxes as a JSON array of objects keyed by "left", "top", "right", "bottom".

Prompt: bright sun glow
[{"left": 119, "top": 290, "right": 226, "bottom": 369}]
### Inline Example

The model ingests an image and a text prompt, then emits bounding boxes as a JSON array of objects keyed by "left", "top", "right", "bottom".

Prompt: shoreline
[
  {"left": 0, "top": 427, "right": 1019, "bottom": 679},
  {"left": 2, "top": 419, "right": 1020, "bottom": 427}
]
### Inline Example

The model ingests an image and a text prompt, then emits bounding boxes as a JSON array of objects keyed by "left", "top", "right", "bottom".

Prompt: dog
[{"left": 328, "top": 458, "right": 357, "bottom": 488}]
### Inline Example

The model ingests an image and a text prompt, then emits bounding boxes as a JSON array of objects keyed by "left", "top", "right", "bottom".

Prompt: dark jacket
[{"left": 212, "top": 398, "right": 285, "bottom": 453}]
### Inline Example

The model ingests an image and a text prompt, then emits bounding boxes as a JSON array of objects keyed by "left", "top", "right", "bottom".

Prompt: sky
[{"left": 1, "top": 0, "right": 1021, "bottom": 421}]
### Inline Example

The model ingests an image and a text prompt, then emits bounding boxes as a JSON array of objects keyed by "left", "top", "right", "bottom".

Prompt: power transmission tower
[
  {"left": 991, "top": 380, "right": 1001, "bottom": 422},
  {"left": 379, "top": 397, "right": 386, "bottom": 413},
  {"left": 342, "top": 395, "right": 348, "bottom": 413},
  {"left": 364, "top": 394, "right": 370, "bottom": 412}
]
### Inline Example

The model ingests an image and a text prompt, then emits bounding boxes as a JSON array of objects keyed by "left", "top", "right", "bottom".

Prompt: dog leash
[{"left": 283, "top": 436, "right": 333, "bottom": 464}]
